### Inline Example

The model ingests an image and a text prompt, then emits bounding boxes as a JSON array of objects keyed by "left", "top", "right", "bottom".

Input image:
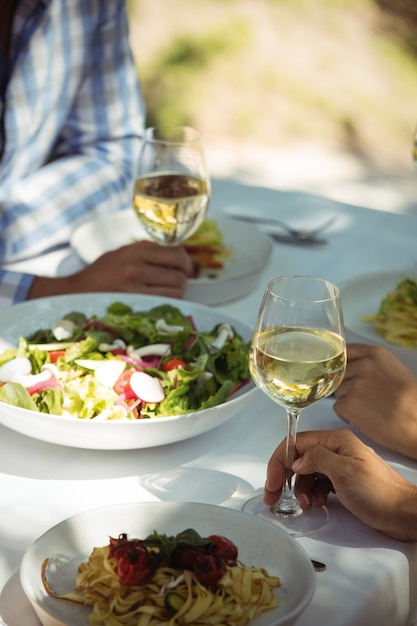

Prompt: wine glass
[
  {"left": 243, "top": 275, "right": 347, "bottom": 536},
  {"left": 132, "top": 125, "right": 210, "bottom": 245}
]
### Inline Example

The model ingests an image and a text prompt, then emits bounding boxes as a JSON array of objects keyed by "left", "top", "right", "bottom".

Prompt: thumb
[{"left": 293, "top": 445, "right": 338, "bottom": 477}]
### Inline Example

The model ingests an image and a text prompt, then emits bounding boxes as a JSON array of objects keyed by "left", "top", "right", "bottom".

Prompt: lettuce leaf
[{"left": 0, "top": 382, "right": 38, "bottom": 411}]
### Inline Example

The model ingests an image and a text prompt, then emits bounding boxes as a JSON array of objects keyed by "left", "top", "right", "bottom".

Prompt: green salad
[{"left": 0, "top": 302, "right": 250, "bottom": 420}]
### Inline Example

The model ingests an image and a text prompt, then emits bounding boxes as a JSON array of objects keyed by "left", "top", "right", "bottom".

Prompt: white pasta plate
[
  {"left": 20, "top": 501, "right": 316, "bottom": 626},
  {"left": 0, "top": 293, "right": 256, "bottom": 449},
  {"left": 340, "top": 269, "right": 417, "bottom": 348},
  {"left": 70, "top": 211, "right": 273, "bottom": 305}
]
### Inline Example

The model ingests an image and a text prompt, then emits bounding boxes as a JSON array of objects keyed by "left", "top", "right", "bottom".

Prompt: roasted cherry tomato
[
  {"left": 207, "top": 534, "right": 238, "bottom": 566},
  {"left": 192, "top": 553, "right": 226, "bottom": 587},
  {"left": 109, "top": 535, "right": 141, "bottom": 559},
  {"left": 110, "top": 536, "right": 155, "bottom": 587},
  {"left": 116, "top": 546, "right": 155, "bottom": 586},
  {"left": 161, "top": 358, "right": 187, "bottom": 372}
]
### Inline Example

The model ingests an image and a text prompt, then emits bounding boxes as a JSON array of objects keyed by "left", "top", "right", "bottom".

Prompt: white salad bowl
[{"left": 0, "top": 293, "right": 256, "bottom": 449}]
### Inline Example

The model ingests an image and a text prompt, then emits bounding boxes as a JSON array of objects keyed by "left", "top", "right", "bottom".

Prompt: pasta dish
[
  {"left": 363, "top": 278, "right": 417, "bottom": 349},
  {"left": 42, "top": 528, "right": 281, "bottom": 626}
]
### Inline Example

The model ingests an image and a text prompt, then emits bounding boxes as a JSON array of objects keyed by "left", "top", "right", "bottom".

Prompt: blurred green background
[{"left": 128, "top": 0, "right": 417, "bottom": 176}]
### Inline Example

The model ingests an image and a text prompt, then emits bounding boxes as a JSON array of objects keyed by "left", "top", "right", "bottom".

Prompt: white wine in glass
[
  {"left": 133, "top": 126, "right": 210, "bottom": 245},
  {"left": 243, "top": 275, "right": 347, "bottom": 536}
]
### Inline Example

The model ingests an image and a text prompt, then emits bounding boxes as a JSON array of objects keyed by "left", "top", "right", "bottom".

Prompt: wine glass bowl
[
  {"left": 133, "top": 125, "right": 210, "bottom": 246},
  {"left": 244, "top": 275, "right": 346, "bottom": 534}
]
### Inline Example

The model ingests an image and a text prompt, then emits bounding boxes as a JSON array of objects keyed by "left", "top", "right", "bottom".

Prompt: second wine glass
[
  {"left": 133, "top": 125, "right": 210, "bottom": 246},
  {"left": 243, "top": 275, "right": 347, "bottom": 536}
]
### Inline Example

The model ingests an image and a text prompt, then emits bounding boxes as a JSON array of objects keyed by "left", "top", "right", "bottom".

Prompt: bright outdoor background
[{"left": 128, "top": 0, "right": 417, "bottom": 213}]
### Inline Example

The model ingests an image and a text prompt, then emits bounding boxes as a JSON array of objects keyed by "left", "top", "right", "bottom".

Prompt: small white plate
[
  {"left": 340, "top": 269, "right": 417, "bottom": 348},
  {"left": 70, "top": 211, "right": 273, "bottom": 305},
  {"left": 0, "top": 293, "right": 256, "bottom": 449},
  {"left": 20, "top": 501, "right": 315, "bottom": 626}
]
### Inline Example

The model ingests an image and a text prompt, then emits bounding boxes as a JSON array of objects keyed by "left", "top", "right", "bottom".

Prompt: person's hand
[
  {"left": 264, "top": 428, "right": 417, "bottom": 541},
  {"left": 333, "top": 343, "right": 417, "bottom": 460},
  {"left": 28, "top": 241, "right": 194, "bottom": 300}
]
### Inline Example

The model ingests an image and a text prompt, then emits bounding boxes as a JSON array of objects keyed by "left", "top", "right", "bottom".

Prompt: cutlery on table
[{"left": 226, "top": 214, "right": 336, "bottom": 245}]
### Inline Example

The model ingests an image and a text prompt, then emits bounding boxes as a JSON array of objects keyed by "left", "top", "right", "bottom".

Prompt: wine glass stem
[
  {"left": 282, "top": 408, "right": 300, "bottom": 500},
  {"left": 271, "top": 408, "right": 302, "bottom": 516}
]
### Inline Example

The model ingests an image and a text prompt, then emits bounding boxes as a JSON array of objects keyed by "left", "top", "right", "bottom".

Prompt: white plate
[
  {"left": 340, "top": 269, "right": 417, "bottom": 348},
  {"left": 0, "top": 293, "right": 256, "bottom": 449},
  {"left": 20, "top": 501, "right": 316, "bottom": 626},
  {"left": 70, "top": 211, "right": 273, "bottom": 305}
]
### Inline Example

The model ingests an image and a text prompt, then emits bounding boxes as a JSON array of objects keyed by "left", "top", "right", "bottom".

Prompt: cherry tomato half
[
  {"left": 114, "top": 369, "right": 136, "bottom": 398},
  {"left": 161, "top": 358, "right": 187, "bottom": 372},
  {"left": 49, "top": 350, "right": 66, "bottom": 363},
  {"left": 109, "top": 535, "right": 141, "bottom": 560},
  {"left": 110, "top": 536, "right": 155, "bottom": 587},
  {"left": 115, "top": 545, "right": 155, "bottom": 586}
]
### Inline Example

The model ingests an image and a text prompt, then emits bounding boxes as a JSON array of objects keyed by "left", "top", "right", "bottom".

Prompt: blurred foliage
[
  {"left": 128, "top": 0, "right": 417, "bottom": 167},
  {"left": 138, "top": 19, "right": 251, "bottom": 128},
  {"left": 375, "top": 0, "right": 417, "bottom": 55},
  {"left": 376, "top": 0, "right": 417, "bottom": 26}
]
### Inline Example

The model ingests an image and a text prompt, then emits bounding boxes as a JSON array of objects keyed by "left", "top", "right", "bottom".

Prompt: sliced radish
[
  {"left": 0, "top": 357, "right": 32, "bottom": 382},
  {"left": 41, "top": 363, "right": 60, "bottom": 377},
  {"left": 129, "top": 371, "right": 165, "bottom": 403},
  {"left": 13, "top": 369, "right": 52, "bottom": 388},
  {"left": 27, "top": 376, "right": 63, "bottom": 396},
  {"left": 95, "top": 360, "right": 126, "bottom": 388}
]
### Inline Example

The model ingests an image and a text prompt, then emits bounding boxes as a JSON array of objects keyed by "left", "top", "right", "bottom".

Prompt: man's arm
[{"left": 0, "top": 0, "right": 145, "bottom": 263}]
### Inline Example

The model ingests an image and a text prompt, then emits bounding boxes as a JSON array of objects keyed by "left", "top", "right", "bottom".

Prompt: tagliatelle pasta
[
  {"left": 42, "top": 530, "right": 281, "bottom": 626},
  {"left": 363, "top": 278, "right": 417, "bottom": 349}
]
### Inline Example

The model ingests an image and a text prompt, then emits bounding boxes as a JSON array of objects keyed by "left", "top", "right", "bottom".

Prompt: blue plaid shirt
[{"left": 0, "top": 0, "right": 145, "bottom": 308}]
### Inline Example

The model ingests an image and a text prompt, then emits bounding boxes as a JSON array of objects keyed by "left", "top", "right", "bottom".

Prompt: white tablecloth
[{"left": 1, "top": 179, "right": 417, "bottom": 625}]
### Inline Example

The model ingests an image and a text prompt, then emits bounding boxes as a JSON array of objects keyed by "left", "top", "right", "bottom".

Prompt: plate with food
[
  {"left": 20, "top": 501, "right": 316, "bottom": 626},
  {"left": 340, "top": 270, "right": 417, "bottom": 349},
  {"left": 0, "top": 293, "right": 256, "bottom": 449},
  {"left": 70, "top": 211, "right": 274, "bottom": 305}
]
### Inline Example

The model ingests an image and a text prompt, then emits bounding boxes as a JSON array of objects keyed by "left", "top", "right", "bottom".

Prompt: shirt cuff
[{"left": 0, "top": 271, "right": 35, "bottom": 308}]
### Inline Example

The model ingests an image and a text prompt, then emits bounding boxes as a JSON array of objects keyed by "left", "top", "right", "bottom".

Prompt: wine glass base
[{"left": 242, "top": 495, "right": 330, "bottom": 537}]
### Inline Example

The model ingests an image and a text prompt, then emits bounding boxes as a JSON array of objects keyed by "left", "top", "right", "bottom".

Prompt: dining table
[{"left": 0, "top": 176, "right": 417, "bottom": 626}]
